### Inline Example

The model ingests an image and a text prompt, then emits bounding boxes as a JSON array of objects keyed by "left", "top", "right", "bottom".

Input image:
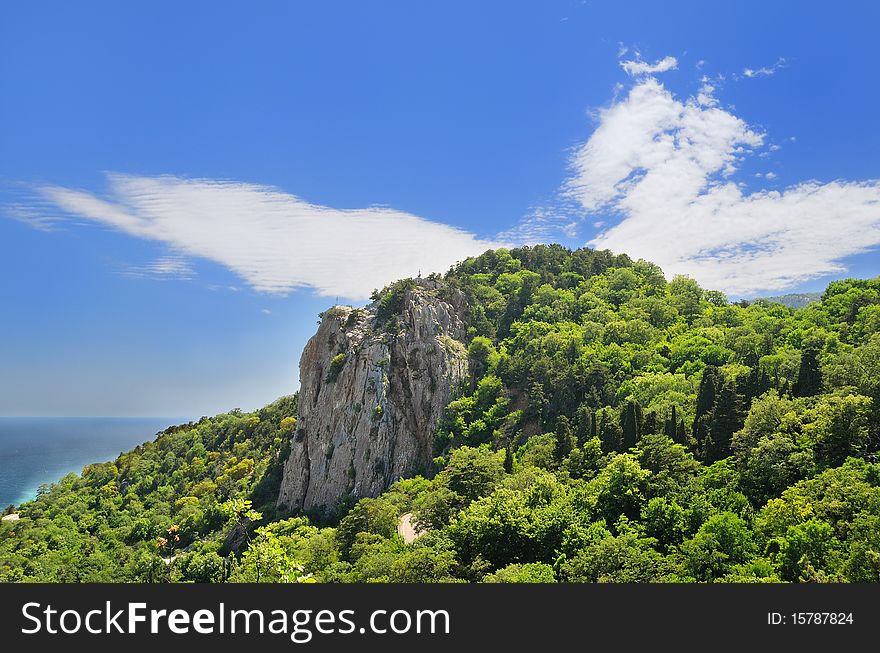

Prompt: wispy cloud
[
  {"left": 565, "top": 70, "right": 880, "bottom": 295},
  {"left": 741, "top": 57, "right": 787, "bottom": 78},
  {"left": 121, "top": 255, "right": 195, "bottom": 281},
  {"left": 620, "top": 55, "right": 678, "bottom": 77},
  {"left": 5, "top": 204, "right": 61, "bottom": 232},
  {"left": 34, "top": 174, "right": 504, "bottom": 299},
  {"left": 497, "top": 204, "right": 578, "bottom": 244},
  {"left": 1, "top": 183, "right": 67, "bottom": 232}
]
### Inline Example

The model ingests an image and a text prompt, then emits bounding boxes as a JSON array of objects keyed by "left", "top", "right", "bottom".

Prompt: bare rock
[{"left": 277, "top": 279, "right": 469, "bottom": 514}]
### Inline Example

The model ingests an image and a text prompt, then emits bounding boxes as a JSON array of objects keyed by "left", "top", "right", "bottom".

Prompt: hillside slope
[{"left": 3, "top": 244, "right": 880, "bottom": 583}]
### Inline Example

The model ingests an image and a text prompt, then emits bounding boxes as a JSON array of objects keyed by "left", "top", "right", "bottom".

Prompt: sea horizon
[{"left": 0, "top": 416, "right": 190, "bottom": 507}]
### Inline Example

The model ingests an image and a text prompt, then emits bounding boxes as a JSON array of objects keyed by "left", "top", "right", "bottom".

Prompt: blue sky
[{"left": 1, "top": 1, "right": 878, "bottom": 417}]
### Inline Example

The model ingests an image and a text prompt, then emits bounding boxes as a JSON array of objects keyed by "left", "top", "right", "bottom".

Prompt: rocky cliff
[{"left": 277, "top": 278, "right": 470, "bottom": 514}]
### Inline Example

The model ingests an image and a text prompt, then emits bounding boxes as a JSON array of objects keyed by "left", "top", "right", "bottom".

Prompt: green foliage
[
  {"left": 484, "top": 562, "right": 556, "bottom": 583},
  {"left": 7, "top": 246, "right": 880, "bottom": 583},
  {"left": 372, "top": 278, "right": 417, "bottom": 327},
  {"left": 564, "top": 437, "right": 604, "bottom": 480},
  {"left": 553, "top": 416, "right": 573, "bottom": 463},
  {"left": 442, "top": 445, "right": 505, "bottom": 502},
  {"left": 561, "top": 530, "right": 671, "bottom": 582},
  {"left": 233, "top": 525, "right": 315, "bottom": 583},
  {"left": 336, "top": 497, "right": 400, "bottom": 561},
  {"left": 621, "top": 399, "right": 643, "bottom": 450},
  {"left": 591, "top": 454, "right": 650, "bottom": 525},
  {"left": 468, "top": 335, "right": 500, "bottom": 377},
  {"left": 793, "top": 347, "right": 823, "bottom": 397},
  {"left": 0, "top": 395, "right": 297, "bottom": 581},
  {"left": 678, "top": 512, "right": 757, "bottom": 581},
  {"left": 447, "top": 471, "right": 572, "bottom": 570},
  {"left": 326, "top": 353, "right": 346, "bottom": 382}
]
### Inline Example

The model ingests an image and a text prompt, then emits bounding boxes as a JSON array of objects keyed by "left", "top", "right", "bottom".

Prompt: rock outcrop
[{"left": 277, "top": 279, "right": 469, "bottom": 514}]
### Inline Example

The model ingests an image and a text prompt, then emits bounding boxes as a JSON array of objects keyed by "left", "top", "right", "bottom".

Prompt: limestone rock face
[{"left": 277, "top": 279, "right": 469, "bottom": 513}]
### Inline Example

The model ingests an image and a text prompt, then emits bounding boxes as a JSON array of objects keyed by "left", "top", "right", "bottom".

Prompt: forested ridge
[{"left": 3, "top": 244, "right": 880, "bottom": 583}]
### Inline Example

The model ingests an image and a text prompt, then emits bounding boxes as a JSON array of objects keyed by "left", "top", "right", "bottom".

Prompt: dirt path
[{"left": 397, "top": 512, "right": 422, "bottom": 544}]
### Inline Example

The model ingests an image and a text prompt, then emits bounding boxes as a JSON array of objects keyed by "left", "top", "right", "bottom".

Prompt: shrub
[{"left": 326, "top": 353, "right": 346, "bottom": 382}]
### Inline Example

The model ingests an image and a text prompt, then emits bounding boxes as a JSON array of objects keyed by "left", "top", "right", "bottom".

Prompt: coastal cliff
[{"left": 277, "top": 278, "right": 469, "bottom": 514}]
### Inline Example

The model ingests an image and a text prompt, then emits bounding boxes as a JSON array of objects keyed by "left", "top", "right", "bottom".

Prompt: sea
[{"left": 0, "top": 417, "right": 183, "bottom": 507}]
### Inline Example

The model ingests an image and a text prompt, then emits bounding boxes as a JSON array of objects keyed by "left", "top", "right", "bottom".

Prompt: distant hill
[{"left": 761, "top": 292, "right": 822, "bottom": 309}]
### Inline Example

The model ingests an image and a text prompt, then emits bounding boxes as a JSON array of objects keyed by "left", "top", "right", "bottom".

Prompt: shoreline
[{"left": 0, "top": 416, "right": 184, "bottom": 509}]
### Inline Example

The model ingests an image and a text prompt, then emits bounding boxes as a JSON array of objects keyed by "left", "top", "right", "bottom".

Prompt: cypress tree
[
  {"left": 705, "top": 379, "right": 743, "bottom": 462},
  {"left": 643, "top": 410, "right": 657, "bottom": 436},
  {"left": 598, "top": 408, "right": 623, "bottom": 453},
  {"left": 676, "top": 419, "right": 687, "bottom": 445},
  {"left": 554, "top": 415, "right": 573, "bottom": 463},
  {"left": 693, "top": 366, "right": 720, "bottom": 452},
  {"left": 528, "top": 381, "right": 549, "bottom": 430},
  {"left": 793, "top": 347, "right": 823, "bottom": 397},
  {"left": 693, "top": 413, "right": 711, "bottom": 452},
  {"left": 504, "top": 443, "right": 514, "bottom": 474},
  {"left": 694, "top": 366, "right": 719, "bottom": 427},
  {"left": 665, "top": 405, "right": 678, "bottom": 439},
  {"left": 635, "top": 402, "right": 644, "bottom": 438},
  {"left": 742, "top": 364, "right": 761, "bottom": 403},
  {"left": 758, "top": 369, "right": 772, "bottom": 395},
  {"left": 574, "top": 405, "right": 592, "bottom": 446},
  {"left": 621, "top": 399, "right": 643, "bottom": 450}
]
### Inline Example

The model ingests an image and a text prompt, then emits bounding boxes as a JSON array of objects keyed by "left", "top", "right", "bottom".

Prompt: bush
[
  {"left": 373, "top": 279, "right": 417, "bottom": 325},
  {"left": 484, "top": 562, "right": 556, "bottom": 583},
  {"left": 326, "top": 353, "right": 346, "bottom": 382}
]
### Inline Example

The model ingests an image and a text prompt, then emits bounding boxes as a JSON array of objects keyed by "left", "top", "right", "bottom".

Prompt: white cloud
[
  {"left": 742, "top": 57, "right": 786, "bottom": 78},
  {"left": 5, "top": 204, "right": 60, "bottom": 232},
  {"left": 566, "top": 78, "right": 763, "bottom": 212},
  {"left": 497, "top": 204, "right": 578, "bottom": 244},
  {"left": 695, "top": 82, "right": 718, "bottom": 107},
  {"left": 620, "top": 55, "right": 678, "bottom": 77},
  {"left": 565, "top": 75, "right": 880, "bottom": 295},
  {"left": 122, "top": 255, "right": 195, "bottom": 280},
  {"left": 38, "top": 174, "right": 504, "bottom": 299},
  {"left": 1, "top": 183, "right": 66, "bottom": 231}
]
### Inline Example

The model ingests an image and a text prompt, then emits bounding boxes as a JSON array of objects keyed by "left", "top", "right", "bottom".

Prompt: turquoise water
[{"left": 0, "top": 417, "right": 181, "bottom": 507}]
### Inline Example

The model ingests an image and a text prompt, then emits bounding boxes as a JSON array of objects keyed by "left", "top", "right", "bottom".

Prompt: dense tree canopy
[{"left": 4, "top": 245, "right": 880, "bottom": 583}]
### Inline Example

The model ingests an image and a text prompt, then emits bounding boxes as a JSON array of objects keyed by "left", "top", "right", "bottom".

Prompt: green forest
[{"left": 3, "top": 244, "right": 880, "bottom": 583}]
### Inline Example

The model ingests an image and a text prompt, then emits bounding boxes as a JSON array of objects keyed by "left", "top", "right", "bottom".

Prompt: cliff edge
[{"left": 277, "top": 278, "right": 469, "bottom": 514}]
